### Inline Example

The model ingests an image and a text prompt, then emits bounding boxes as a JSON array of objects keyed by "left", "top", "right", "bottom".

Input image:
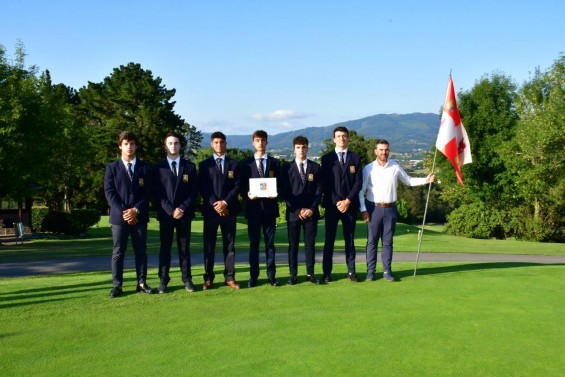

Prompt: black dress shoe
[
  {"left": 287, "top": 276, "right": 298, "bottom": 285},
  {"left": 383, "top": 271, "right": 396, "bottom": 282},
  {"left": 268, "top": 278, "right": 280, "bottom": 287},
  {"left": 348, "top": 272, "right": 359, "bottom": 282},
  {"left": 136, "top": 283, "right": 154, "bottom": 294},
  {"left": 306, "top": 275, "right": 320, "bottom": 284},
  {"left": 158, "top": 280, "right": 168, "bottom": 294},
  {"left": 366, "top": 273, "right": 376, "bottom": 281},
  {"left": 323, "top": 275, "right": 331, "bottom": 283},
  {"left": 247, "top": 279, "right": 257, "bottom": 288},
  {"left": 185, "top": 280, "right": 196, "bottom": 292},
  {"left": 109, "top": 286, "right": 122, "bottom": 298}
]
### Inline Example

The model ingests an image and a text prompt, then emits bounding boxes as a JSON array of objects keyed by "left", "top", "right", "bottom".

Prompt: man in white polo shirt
[{"left": 358, "top": 139, "right": 434, "bottom": 281}]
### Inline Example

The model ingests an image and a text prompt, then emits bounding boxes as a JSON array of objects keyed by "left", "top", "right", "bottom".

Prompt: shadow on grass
[
  {"left": 396, "top": 261, "right": 565, "bottom": 280},
  {"left": 0, "top": 276, "right": 141, "bottom": 309}
]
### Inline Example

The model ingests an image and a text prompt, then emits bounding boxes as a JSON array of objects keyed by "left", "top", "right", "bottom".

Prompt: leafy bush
[
  {"left": 445, "top": 202, "right": 509, "bottom": 239},
  {"left": 42, "top": 211, "right": 71, "bottom": 234},
  {"left": 68, "top": 209, "right": 101, "bottom": 234},
  {"left": 31, "top": 207, "right": 50, "bottom": 232},
  {"left": 33, "top": 208, "right": 100, "bottom": 235}
]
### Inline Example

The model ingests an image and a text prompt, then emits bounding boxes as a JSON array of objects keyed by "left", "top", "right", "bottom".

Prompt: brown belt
[{"left": 376, "top": 202, "right": 392, "bottom": 208}]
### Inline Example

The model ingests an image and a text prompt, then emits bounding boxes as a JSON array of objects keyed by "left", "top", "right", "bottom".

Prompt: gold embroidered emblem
[
  {"left": 269, "top": 170, "right": 275, "bottom": 177},
  {"left": 350, "top": 166, "right": 356, "bottom": 173},
  {"left": 183, "top": 174, "right": 189, "bottom": 183},
  {"left": 228, "top": 171, "right": 234, "bottom": 179},
  {"left": 308, "top": 174, "right": 314, "bottom": 182},
  {"left": 138, "top": 178, "right": 144, "bottom": 187}
]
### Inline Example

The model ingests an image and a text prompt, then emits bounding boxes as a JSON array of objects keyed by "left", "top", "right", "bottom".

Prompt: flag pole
[{"left": 413, "top": 148, "right": 438, "bottom": 277}]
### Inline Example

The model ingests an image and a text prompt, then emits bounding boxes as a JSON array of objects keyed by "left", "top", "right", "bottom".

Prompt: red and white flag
[{"left": 436, "top": 76, "right": 472, "bottom": 186}]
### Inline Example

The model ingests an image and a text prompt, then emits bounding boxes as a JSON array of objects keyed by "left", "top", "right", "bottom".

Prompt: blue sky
[{"left": 2, "top": 0, "right": 563, "bottom": 135}]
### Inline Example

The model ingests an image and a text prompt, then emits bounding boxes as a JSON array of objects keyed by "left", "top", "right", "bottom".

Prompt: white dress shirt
[{"left": 358, "top": 159, "right": 427, "bottom": 212}]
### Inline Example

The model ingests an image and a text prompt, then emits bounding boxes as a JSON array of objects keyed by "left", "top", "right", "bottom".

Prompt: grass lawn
[
  {"left": 1, "top": 262, "right": 564, "bottom": 376},
  {"left": 1, "top": 217, "right": 564, "bottom": 262}
]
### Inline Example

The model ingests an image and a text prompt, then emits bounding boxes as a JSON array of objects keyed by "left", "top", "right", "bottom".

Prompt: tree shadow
[
  {"left": 0, "top": 276, "right": 140, "bottom": 309},
  {"left": 397, "top": 262, "right": 565, "bottom": 280}
]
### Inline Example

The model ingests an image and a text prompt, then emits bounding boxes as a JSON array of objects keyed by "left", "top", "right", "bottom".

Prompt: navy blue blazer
[
  {"left": 241, "top": 155, "right": 281, "bottom": 219},
  {"left": 154, "top": 158, "right": 198, "bottom": 222},
  {"left": 198, "top": 156, "right": 241, "bottom": 217},
  {"left": 321, "top": 151, "right": 362, "bottom": 211},
  {"left": 281, "top": 160, "right": 323, "bottom": 222},
  {"left": 104, "top": 159, "right": 152, "bottom": 225}
]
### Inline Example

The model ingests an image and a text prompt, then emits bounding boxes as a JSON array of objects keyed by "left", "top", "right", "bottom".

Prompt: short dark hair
[
  {"left": 164, "top": 131, "right": 181, "bottom": 144},
  {"left": 293, "top": 135, "right": 309, "bottom": 146},
  {"left": 252, "top": 130, "right": 268, "bottom": 140},
  {"left": 375, "top": 139, "right": 389, "bottom": 148},
  {"left": 210, "top": 131, "right": 226, "bottom": 141},
  {"left": 118, "top": 131, "right": 138, "bottom": 145},
  {"left": 333, "top": 126, "right": 349, "bottom": 137}
]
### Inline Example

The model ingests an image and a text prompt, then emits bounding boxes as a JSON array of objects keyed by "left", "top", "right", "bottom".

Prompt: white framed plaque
[{"left": 249, "top": 178, "right": 278, "bottom": 198}]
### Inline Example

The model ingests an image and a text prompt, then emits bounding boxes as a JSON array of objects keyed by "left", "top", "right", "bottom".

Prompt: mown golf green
[
  {"left": 1, "top": 265, "right": 564, "bottom": 376},
  {"left": 1, "top": 219, "right": 564, "bottom": 376}
]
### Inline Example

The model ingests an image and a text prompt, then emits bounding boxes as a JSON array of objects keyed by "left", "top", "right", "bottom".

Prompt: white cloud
[{"left": 250, "top": 109, "right": 312, "bottom": 122}]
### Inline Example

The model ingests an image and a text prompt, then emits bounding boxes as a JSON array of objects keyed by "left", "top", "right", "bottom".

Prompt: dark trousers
[
  {"left": 248, "top": 213, "right": 277, "bottom": 280},
  {"left": 158, "top": 219, "right": 192, "bottom": 283},
  {"left": 111, "top": 223, "right": 148, "bottom": 287},
  {"left": 322, "top": 208, "right": 357, "bottom": 276},
  {"left": 287, "top": 217, "right": 317, "bottom": 276},
  {"left": 203, "top": 215, "right": 236, "bottom": 282},
  {"left": 365, "top": 201, "right": 397, "bottom": 273}
]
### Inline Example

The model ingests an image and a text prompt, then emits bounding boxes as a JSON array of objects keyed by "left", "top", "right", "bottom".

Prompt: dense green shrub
[
  {"left": 445, "top": 202, "right": 509, "bottom": 239},
  {"left": 31, "top": 207, "right": 50, "bottom": 232},
  {"left": 68, "top": 209, "right": 101, "bottom": 234},
  {"left": 42, "top": 211, "right": 71, "bottom": 234},
  {"left": 32, "top": 208, "right": 100, "bottom": 234}
]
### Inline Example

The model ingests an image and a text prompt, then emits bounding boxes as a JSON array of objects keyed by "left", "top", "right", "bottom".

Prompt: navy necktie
[
  {"left": 127, "top": 163, "right": 133, "bottom": 181},
  {"left": 257, "top": 158, "right": 265, "bottom": 178},
  {"left": 299, "top": 162, "right": 306, "bottom": 184},
  {"left": 172, "top": 161, "right": 177, "bottom": 176},
  {"left": 216, "top": 158, "right": 223, "bottom": 174}
]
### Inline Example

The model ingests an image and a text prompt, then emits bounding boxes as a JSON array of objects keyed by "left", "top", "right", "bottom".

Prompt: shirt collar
[
  {"left": 167, "top": 156, "right": 180, "bottom": 165},
  {"left": 122, "top": 157, "right": 137, "bottom": 168}
]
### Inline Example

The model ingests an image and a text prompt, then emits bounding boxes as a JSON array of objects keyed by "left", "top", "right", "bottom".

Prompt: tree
[
  {"left": 437, "top": 73, "right": 519, "bottom": 208},
  {"left": 193, "top": 147, "right": 253, "bottom": 166},
  {"left": 435, "top": 73, "right": 522, "bottom": 239},
  {"left": 504, "top": 54, "right": 565, "bottom": 241},
  {"left": 35, "top": 71, "right": 93, "bottom": 211},
  {"left": 78, "top": 62, "right": 202, "bottom": 207},
  {"left": 0, "top": 42, "right": 43, "bottom": 203}
]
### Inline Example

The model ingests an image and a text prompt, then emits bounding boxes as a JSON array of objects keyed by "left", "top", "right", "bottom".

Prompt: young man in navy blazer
[
  {"left": 281, "top": 136, "right": 323, "bottom": 285},
  {"left": 321, "top": 126, "right": 363, "bottom": 283},
  {"left": 198, "top": 131, "right": 242, "bottom": 290},
  {"left": 242, "top": 130, "right": 281, "bottom": 287},
  {"left": 154, "top": 132, "right": 198, "bottom": 293},
  {"left": 104, "top": 131, "right": 154, "bottom": 298}
]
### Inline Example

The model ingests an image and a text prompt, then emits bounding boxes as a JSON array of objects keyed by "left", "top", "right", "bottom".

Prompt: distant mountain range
[{"left": 202, "top": 112, "right": 440, "bottom": 157}]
